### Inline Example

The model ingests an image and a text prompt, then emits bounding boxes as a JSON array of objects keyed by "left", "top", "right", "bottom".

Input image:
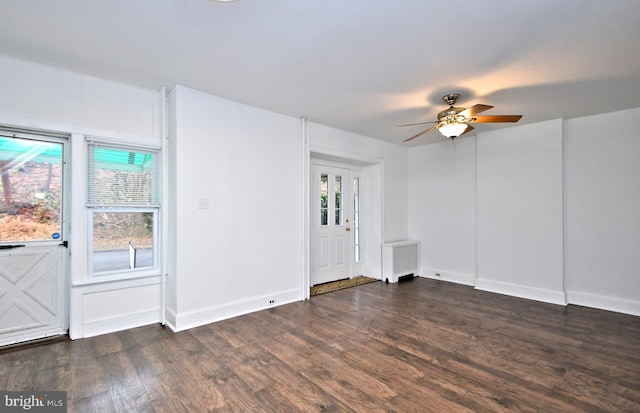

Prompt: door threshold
[
  {"left": 312, "top": 277, "right": 350, "bottom": 287},
  {"left": 310, "top": 276, "right": 377, "bottom": 296},
  {"left": 0, "top": 334, "right": 69, "bottom": 355}
]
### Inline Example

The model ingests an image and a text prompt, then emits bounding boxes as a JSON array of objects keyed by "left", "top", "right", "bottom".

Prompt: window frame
[
  {"left": 0, "top": 130, "right": 68, "bottom": 246},
  {"left": 85, "top": 138, "right": 161, "bottom": 279}
]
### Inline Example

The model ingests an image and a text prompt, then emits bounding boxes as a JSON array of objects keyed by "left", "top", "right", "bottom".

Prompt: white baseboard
[
  {"left": 172, "top": 288, "right": 304, "bottom": 332},
  {"left": 420, "top": 267, "right": 476, "bottom": 286},
  {"left": 416, "top": 269, "right": 640, "bottom": 317},
  {"left": 164, "top": 306, "right": 178, "bottom": 332},
  {"left": 475, "top": 277, "right": 567, "bottom": 306},
  {"left": 566, "top": 290, "right": 640, "bottom": 317}
]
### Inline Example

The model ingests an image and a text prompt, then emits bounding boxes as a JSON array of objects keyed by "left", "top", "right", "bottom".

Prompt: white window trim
[{"left": 85, "top": 137, "right": 162, "bottom": 279}]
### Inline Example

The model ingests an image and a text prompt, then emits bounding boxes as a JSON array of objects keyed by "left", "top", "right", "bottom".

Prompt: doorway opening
[
  {"left": 310, "top": 164, "right": 358, "bottom": 286},
  {"left": 307, "top": 151, "right": 383, "bottom": 298}
]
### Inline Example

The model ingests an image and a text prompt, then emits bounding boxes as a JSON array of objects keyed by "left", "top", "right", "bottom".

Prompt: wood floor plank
[
  {"left": 269, "top": 379, "right": 353, "bottom": 413},
  {"left": 69, "top": 352, "right": 113, "bottom": 400},
  {"left": 71, "top": 390, "right": 117, "bottom": 413},
  {"left": 298, "top": 364, "right": 395, "bottom": 412},
  {"left": 1, "top": 277, "right": 639, "bottom": 412},
  {"left": 226, "top": 343, "right": 280, "bottom": 392},
  {"left": 142, "top": 364, "right": 226, "bottom": 412}
]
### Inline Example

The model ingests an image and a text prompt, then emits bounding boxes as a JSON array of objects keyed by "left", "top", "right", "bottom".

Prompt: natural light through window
[
  {"left": 86, "top": 140, "right": 160, "bottom": 276},
  {"left": 353, "top": 177, "right": 361, "bottom": 263}
]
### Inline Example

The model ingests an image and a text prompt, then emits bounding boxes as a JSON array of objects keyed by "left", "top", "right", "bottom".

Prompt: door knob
[{"left": 346, "top": 227, "right": 351, "bottom": 232}]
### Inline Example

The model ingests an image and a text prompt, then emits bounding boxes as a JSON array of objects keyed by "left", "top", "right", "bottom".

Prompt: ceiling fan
[{"left": 401, "top": 94, "right": 522, "bottom": 142}]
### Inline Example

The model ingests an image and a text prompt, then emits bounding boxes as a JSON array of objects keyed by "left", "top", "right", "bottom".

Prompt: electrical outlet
[
  {"left": 268, "top": 299, "right": 275, "bottom": 305},
  {"left": 197, "top": 198, "right": 209, "bottom": 209}
]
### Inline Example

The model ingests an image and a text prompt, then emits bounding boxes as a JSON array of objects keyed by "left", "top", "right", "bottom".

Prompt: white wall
[
  {"left": 564, "top": 108, "right": 640, "bottom": 315},
  {"left": 408, "top": 137, "right": 477, "bottom": 285},
  {"left": 0, "top": 55, "right": 164, "bottom": 339},
  {"left": 476, "top": 120, "right": 565, "bottom": 304},
  {"left": 0, "top": 55, "right": 160, "bottom": 139},
  {"left": 409, "top": 113, "right": 640, "bottom": 316},
  {"left": 167, "top": 85, "right": 304, "bottom": 331}
]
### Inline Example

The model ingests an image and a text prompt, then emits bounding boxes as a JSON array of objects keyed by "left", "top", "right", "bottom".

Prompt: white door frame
[
  {"left": 303, "top": 145, "right": 384, "bottom": 299},
  {"left": 310, "top": 163, "right": 354, "bottom": 286}
]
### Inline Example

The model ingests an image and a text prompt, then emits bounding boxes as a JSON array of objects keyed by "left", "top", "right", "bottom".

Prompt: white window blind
[{"left": 87, "top": 141, "right": 160, "bottom": 207}]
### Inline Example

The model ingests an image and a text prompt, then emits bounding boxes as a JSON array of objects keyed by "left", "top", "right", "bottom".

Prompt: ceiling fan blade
[
  {"left": 404, "top": 125, "right": 437, "bottom": 142},
  {"left": 470, "top": 115, "right": 522, "bottom": 123},
  {"left": 398, "top": 121, "right": 437, "bottom": 127},
  {"left": 459, "top": 124, "right": 474, "bottom": 136},
  {"left": 458, "top": 104, "right": 493, "bottom": 118}
]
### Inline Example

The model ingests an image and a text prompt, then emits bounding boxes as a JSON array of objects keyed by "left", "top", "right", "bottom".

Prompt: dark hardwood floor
[{"left": 1, "top": 277, "right": 639, "bottom": 412}]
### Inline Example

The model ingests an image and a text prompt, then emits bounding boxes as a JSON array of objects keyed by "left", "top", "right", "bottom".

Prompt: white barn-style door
[{"left": 0, "top": 131, "right": 68, "bottom": 346}]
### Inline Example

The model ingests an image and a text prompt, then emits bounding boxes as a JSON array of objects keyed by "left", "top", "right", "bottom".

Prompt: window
[
  {"left": 86, "top": 140, "right": 160, "bottom": 276},
  {"left": 0, "top": 134, "right": 64, "bottom": 243},
  {"left": 353, "top": 176, "right": 361, "bottom": 263}
]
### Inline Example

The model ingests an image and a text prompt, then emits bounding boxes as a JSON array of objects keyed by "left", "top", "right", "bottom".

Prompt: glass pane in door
[
  {"left": 320, "top": 174, "right": 328, "bottom": 226},
  {"left": 335, "top": 175, "right": 343, "bottom": 225},
  {"left": 0, "top": 136, "right": 63, "bottom": 242}
]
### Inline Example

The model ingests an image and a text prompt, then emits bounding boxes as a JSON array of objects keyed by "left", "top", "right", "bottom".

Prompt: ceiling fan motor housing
[{"left": 438, "top": 107, "right": 464, "bottom": 120}]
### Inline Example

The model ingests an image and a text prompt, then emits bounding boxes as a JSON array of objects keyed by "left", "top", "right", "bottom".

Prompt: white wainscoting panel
[{"left": 70, "top": 276, "right": 161, "bottom": 339}]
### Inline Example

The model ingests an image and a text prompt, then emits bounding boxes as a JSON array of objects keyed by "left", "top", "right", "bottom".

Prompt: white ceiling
[{"left": 1, "top": 0, "right": 639, "bottom": 145}]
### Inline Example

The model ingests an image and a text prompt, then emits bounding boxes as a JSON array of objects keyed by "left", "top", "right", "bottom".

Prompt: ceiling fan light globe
[{"left": 439, "top": 123, "right": 467, "bottom": 138}]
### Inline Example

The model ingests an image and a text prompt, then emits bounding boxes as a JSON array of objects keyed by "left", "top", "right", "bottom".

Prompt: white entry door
[
  {"left": 311, "top": 165, "right": 353, "bottom": 286},
  {"left": 0, "top": 131, "right": 68, "bottom": 346}
]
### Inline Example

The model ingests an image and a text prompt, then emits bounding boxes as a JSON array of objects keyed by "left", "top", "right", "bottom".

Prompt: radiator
[{"left": 382, "top": 240, "right": 420, "bottom": 283}]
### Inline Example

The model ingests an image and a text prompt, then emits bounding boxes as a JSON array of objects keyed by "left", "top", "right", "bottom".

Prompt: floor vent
[{"left": 398, "top": 274, "right": 416, "bottom": 282}]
